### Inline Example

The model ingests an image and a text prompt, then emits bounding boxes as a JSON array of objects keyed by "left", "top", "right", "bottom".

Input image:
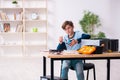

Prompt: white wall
[
  {"left": 48, "top": 0, "right": 112, "bottom": 49},
  {"left": 109, "top": 0, "right": 120, "bottom": 80},
  {"left": 109, "top": 0, "right": 120, "bottom": 38},
  {"left": 47, "top": 0, "right": 120, "bottom": 80},
  {"left": 110, "top": 0, "right": 120, "bottom": 51}
]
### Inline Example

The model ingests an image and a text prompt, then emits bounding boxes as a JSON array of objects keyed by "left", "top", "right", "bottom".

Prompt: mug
[{"left": 32, "top": 27, "right": 38, "bottom": 32}]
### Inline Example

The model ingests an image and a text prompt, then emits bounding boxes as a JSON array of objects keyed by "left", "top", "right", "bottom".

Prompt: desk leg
[
  {"left": 43, "top": 56, "right": 46, "bottom": 76},
  {"left": 51, "top": 59, "right": 54, "bottom": 80},
  {"left": 107, "top": 59, "right": 110, "bottom": 80}
]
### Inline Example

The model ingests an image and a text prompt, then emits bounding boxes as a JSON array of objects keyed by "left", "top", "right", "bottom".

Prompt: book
[
  {"left": 0, "top": 12, "right": 5, "bottom": 20},
  {"left": 0, "top": 12, "right": 9, "bottom": 20},
  {"left": 4, "top": 13, "right": 9, "bottom": 20},
  {"left": 3, "top": 23, "right": 10, "bottom": 32},
  {"left": 0, "top": 11, "right": 2, "bottom": 20},
  {"left": 0, "top": 23, "right": 4, "bottom": 32},
  {"left": 19, "top": 11, "right": 23, "bottom": 20},
  {"left": 16, "top": 24, "right": 23, "bottom": 32}
]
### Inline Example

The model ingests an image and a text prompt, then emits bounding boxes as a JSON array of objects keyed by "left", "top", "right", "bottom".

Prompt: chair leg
[
  {"left": 86, "top": 70, "right": 89, "bottom": 80},
  {"left": 93, "top": 67, "right": 96, "bottom": 80}
]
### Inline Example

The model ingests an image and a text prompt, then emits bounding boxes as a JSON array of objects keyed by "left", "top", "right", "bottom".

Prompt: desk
[{"left": 43, "top": 52, "right": 120, "bottom": 80}]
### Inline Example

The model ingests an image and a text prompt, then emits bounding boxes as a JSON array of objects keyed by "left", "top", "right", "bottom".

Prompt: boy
[{"left": 57, "top": 21, "right": 90, "bottom": 80}]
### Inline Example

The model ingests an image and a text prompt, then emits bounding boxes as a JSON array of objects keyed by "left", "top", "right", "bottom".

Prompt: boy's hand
[
  {"left": 59, "top": 36, "right": 63, "bottom": 44},
  {"left": 69, "top": 39, "right": 78, "bottom": 46}
]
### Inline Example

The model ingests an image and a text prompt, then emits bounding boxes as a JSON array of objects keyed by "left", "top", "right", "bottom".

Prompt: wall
[
  {"left": 48, "top": 0, "right": 112, "bottom": 49},
  {"left": 110, "top": 0, "right": 120, "bottom": 80},
  {"left": 47, "top": 0, "right": 120, "bottom": 80},
  {"left": 110, "top": 0, "right": 120, "bottom": 49}
]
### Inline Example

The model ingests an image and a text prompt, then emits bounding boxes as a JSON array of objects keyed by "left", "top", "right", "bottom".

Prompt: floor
[
  {"left": 0, "top": 57, "right": 42, "bottom": 80},
  {"left": 0, "top": 56, "right": 120, "bottom": 80}
]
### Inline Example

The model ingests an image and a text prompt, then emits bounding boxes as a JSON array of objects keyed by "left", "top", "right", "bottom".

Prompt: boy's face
[{"left": 64, "top": 25, "right": 74, "bottom": 35}]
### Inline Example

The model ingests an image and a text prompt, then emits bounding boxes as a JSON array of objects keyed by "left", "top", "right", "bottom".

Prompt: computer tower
[{"left": 108, "top": 39, "right": 119, "bottom": 52}]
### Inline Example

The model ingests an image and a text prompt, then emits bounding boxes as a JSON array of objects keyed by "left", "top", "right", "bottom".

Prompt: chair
[
  {"left": 60, "top": 60, "right": 96, "bottom": 80},
  {"left": 83, "top": 60, "right": 96, "bottom": 80}
]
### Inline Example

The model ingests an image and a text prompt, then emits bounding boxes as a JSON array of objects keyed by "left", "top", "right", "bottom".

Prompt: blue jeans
[{"left": 61, "top": 60, "right": 84, "bottom": 80}]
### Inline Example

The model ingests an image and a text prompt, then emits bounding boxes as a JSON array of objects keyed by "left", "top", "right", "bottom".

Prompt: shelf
[
  {"left": 0, "top": 0, "right": 47, "bottom": 56},
  {"left": 0, "top": 7, "right": 23, "bottom": 10},
  {"left": 25, "top": 20, "right": 47, "bottom": 22},
  {"left": 0, "top": 32, "right": 23, "bottom": 35},
  {"left": 0, "top": 7, "right": 47, "bottom": 11},
  {"left": 0, "top": 8, "right": 23, "bottom": 12},
  {"left": 1, "top": 0, "right": 22, "bottom": 1},
  {"left": 25, "top": 7, "right": 46, "bottom": 10},
  {"left": 24, "top": 8, "right": 46, "bottom": 13},
  {"left": 25, "top": 44, "right": 46, "bottom": 47},
  {"left": 0, "top": 20, "right": 22, "bottom": 22},
  {"left": 25, "top": 0, "right": 46, "bottom": 1},
  {"left": 0, "top": 44, "right": 22, "bottom": 47},
  {"left": 2, "top": 0, "right": 45, "bottom": 1},
  {"left": 24, "top": 32, "right": 47, "bottom": 34}
]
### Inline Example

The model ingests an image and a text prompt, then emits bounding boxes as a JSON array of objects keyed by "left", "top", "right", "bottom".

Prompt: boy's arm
[
  {"left": 57, "top": 42, "right": 67, "bottom": 51},
  {"left": 77, "top": 34, "right": 91, "bottom": 43}
]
